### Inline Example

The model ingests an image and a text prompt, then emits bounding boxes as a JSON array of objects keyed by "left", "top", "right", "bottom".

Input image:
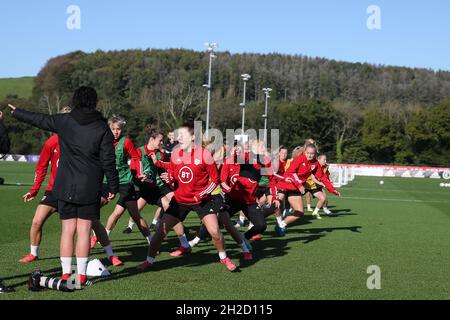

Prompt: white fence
[{"left": 329, "top": 163, "right": 450, "bottom": 187}]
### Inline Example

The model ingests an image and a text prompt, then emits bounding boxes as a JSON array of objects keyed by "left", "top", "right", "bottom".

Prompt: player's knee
[
  {"left": 31, "top": 219, "right": 43, "bottom": 229},
  {"left": 209, "top": 228, "right": 222, "bottom": 241}
]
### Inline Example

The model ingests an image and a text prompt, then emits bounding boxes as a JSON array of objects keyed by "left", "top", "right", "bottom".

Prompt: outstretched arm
[{"left": 9, "top": 104, "right": 58, "bottom": 133}]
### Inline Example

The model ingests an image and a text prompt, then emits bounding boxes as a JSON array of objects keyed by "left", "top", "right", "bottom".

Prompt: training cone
[{"left": 86, "top": 259, "right": 110, "bottom": 277}]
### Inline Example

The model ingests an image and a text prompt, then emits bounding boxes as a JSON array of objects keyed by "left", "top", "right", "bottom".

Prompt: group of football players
[{"left": 17, "top": 112, "right": 341, "bottom": 281}]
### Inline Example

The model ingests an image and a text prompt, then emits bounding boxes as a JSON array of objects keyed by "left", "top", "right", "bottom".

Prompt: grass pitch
[{"left": 0, "top": 162, "right": 449, "bottom": 300}]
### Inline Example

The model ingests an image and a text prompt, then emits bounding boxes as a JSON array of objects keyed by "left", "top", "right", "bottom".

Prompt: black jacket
[
  {"left": 13, "top": 108, "right": 119, "bottom": 204},
  {"left": 0, "top": 121, "right": 10, "bottom": 155}
]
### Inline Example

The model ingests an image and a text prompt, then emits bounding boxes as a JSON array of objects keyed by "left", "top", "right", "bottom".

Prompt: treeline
[{"left": 2, "top": 49, "right": 450, "bottom": 166}]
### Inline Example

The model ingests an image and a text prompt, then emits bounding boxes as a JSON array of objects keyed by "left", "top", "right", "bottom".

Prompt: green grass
[
  {"left": 0, "top": 77, "right": 35, "bottom": 100},
  {"left": 0, "top": 162, "right": 449, "bottom": 300}
]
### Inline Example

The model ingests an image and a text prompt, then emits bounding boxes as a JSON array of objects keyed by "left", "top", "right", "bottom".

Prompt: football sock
[
  {"left": 127, "top": 221, "right": 135, "bottom": 229},
  {"left": 104, "top": 245, "right": 114, "bottom": 258},
  {"left": 106, "top": 229, "right": 111, "bottom": 236},
  {"left": 178, "top": 233, "right": 190, "bottom": 248},
  {"left": 146, "top": 256, "right": 155, "bottom": 264},
  {"left": 76, "top": 257, "right": 89, "bottom": 276},
  {"left": 60, "top": 257, "right": 72, "bottom": 275},
  {"left": 152, "top": 219, "right": 159, "bottom": 225},
  {"left": 276, "top": 216, "right": 284, "bottom": 226},
  {"left": 189, "top": 236, "right": 201, "bottom": 247},
  {"left": 146, "top": 235, "right": 152, "bottom": 244},
  {"left": 218, "top": 252, "right": 227, "bottom": 260},
  {"left": 239, "top": 242, "right": 250, "bottom": 253},
  {"left": 313, "top": 208, "right": 320, "bottom": 215},
  {"left": 31, "top": 245, "right": 39, "bottom": 257}
]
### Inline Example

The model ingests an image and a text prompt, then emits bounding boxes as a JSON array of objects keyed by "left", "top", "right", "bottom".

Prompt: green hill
[{"left": 0, "top": 77, "right": 34, "bottom": 100}]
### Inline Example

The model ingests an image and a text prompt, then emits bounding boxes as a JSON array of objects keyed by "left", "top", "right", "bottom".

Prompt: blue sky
[{"left": 1, "top": 0, "right": 449, "bottom": 78}]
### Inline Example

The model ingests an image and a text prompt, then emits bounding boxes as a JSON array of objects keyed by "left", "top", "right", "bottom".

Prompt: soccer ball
[
  {"left": 440, "top": 183, "right": 445, "bottom": 187},
  {"left": 379, "top": 181, "right": 384, "bottom": 185}
]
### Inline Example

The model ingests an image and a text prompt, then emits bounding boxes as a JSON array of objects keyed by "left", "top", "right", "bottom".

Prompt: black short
[
  {"left": 256, "top": 186, "right": 271, "bottom": 199},
  {"left": 306, "top": 187, "right": 323, "bottom": 196},
  {"left": 39, "top": 191, "right": 58, "bottom": 209},
  {"left": 164, "top": 195, "right": 225, "bottom": 222},
  {"left": 138, "top": 183, "right": 173, "bottom": 206},
  {"left": 58, "top": 200, "right": 100, "bottom": 221},
  {"left": 279, "top": 189, "right": 306, "bottom": 198},
  {"left": 102, "top": 183, "right": 139, "bottom": 208},
  {"left": 225, "top": 198, "right": 262, "bottom": 218}
]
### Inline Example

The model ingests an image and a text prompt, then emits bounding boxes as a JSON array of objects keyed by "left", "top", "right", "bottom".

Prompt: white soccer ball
[
  {"left": 379, "top": 180, "right": 384, "bottom": 185},
  {"left": 440, "top": 183, "right": 445, "bottom": 187}
]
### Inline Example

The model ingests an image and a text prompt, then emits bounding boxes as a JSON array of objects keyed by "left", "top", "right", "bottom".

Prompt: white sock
[
  {"left": 323, "top": 207, "right": 331, "bottom": 213},
  {"left": 218, "top": 251, "right": 227, "bottom": 260},
  {"left": 276, "top": 216, "right": 283, "bottom": 226},
  {"left": 178, "top": 233, "right": 190, "bottom": 248},
  {"left": 146, "top": 235, "right": 152, "bottom": 244},
  {"left": 76, "top": 257, "right": 89, "bottom": 276},
  {"left": 104, "top": 245, "right": 114, "bottom": 258},
  {"left": 106, "top": 229, "right": 111, "bottom": 236},
  {"left": 279, "top": 220, "right": 287, "bottom": 228},
  {"left": 189, "top": 237, "right": 201, "bottom": 248},
  {"left": 239, "top": 241, "right": 250, "bottom": 253},
  {"left": 152, "top": 219, "right": 159, "bottom": 225},
  {"left": 247, "top": 222, "right": 254, "bottom": 231},
  {"left": 307, "top": 204, "right": 312, "bottom": 210},
  {"left": 146, "top": 256, "right": 155, "bottom": 264},
  {"left": 60, "top": 257, "right": 72, "bottom": 275},
  {"left": 31, "top": 245, "right": 39, "bottom": 257},
  {"left": 127, "top": 221, "right": 135, "bottom": 229},
  {"left": 313, "top": 208, "right": 320, "bottom": 215},
  {"left": 239, "top": 215, "right": 246, "bottom": 223}
]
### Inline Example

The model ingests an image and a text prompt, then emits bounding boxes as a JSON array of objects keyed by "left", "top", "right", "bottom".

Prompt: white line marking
[
  {"left": 337, "top": 196, "right": 450, "bottom": 204},
  {"left": 346, "top": 187, "right": 450, "bottom": 195}
]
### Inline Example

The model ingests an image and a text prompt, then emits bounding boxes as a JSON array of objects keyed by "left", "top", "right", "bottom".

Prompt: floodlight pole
[
  {"left": 204, "top": 42, "right": 217, "bottom": 138},
  {"left": 262, "top": 88, "right": 272, "bottom": 143},
  {"left": 240, "top": 74, "right": 251, "bottom": 137}
]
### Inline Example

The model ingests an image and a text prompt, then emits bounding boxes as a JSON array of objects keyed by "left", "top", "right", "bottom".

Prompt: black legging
[{"left": 196, "top": 204, "right": 267, "bottom": 240}]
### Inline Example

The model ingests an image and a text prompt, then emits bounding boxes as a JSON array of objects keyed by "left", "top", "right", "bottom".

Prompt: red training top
[
  {"left": 277, "top": 153, "right": 319, "bottom": 192},
  {"left": 167, "top": 145, "right": 219, "bottom": 205},
  {"left": 29, "top": 135, "right": 59, "bottom": 197}
]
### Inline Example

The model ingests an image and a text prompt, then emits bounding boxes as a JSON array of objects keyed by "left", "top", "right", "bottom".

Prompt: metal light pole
[
  {"left": 240, "top": 74, "right": 251, "bottom": 136},
  {"left": 262, "top": 88, "right": 272, "bottom": 143},
  {"left": 203, "top": 42, "right": 218, "bottom": 138}
]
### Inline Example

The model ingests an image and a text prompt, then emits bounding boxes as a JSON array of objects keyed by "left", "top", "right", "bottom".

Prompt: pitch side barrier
[
  {"left": 2, "top": 155, "right": 449, "bottom": 185},
  {"left": 0, "top": 154, "right": 40, "bottom": 162},
  {"left": 329, "top": 163, "right": 450, "bottom": 187}
]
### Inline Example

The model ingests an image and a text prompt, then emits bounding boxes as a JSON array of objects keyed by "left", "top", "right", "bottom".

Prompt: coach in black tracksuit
[
  {"left": 9, "top": 87, "right": 119, "bottom": 282},
  {"left": 9, "top": 87, "right": 119, "bottom": 220},
  {"left": 0, "top": 111, "right": 10, "bottom": 156},
  {"left": 0, "top": 111, "right": 14, "bottom": 294}
]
